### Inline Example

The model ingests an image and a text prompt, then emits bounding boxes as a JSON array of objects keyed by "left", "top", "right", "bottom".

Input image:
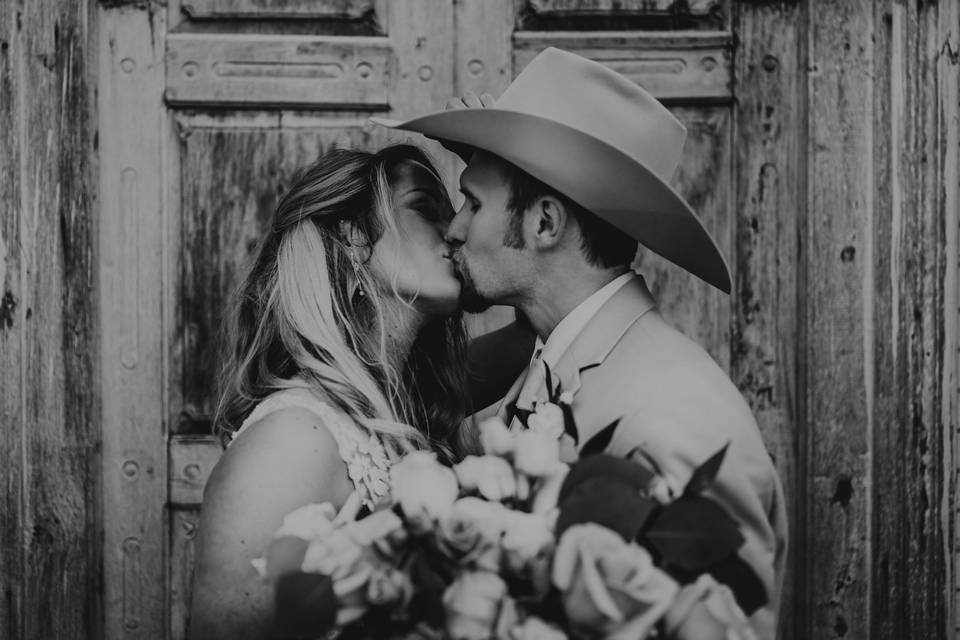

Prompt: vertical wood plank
[
  {"left": 0, "top": 0, "right": 25, "bottom": 635},
  {"left": 99, "top": 3, "right": 168, "bottom": 638},
  {"left": 871, "top": 2, "right": 953, "bottom": 638},
  {"left": 805, "top": 1, "right": 875, "bottom": 637},
  {"left": 453, "top": 0, "right": 516, "bottom": 336},
  {"left": 731, "top": 3, "right": 803, "bottom": 637},
  {"left": 939, "top": 1, "right": 960, "bottom": 633},
  {"left": 383, "top": 0, "right": 455, "bottom": 174},
  {"left": 636, "top": 105, "right": 733, "bottom": 372},
  {"left": 1, "top": 0, "right": 101, "bottom": 637}
]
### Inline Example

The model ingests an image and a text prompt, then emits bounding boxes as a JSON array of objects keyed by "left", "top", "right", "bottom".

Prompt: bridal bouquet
[{"left": 256, "top": 406, "right": 766, "bottom": 639}]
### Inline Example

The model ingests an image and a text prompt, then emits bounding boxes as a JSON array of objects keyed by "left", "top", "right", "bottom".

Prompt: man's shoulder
[{"left": 578, "top": 309, "right": 754, "bottom": 423}]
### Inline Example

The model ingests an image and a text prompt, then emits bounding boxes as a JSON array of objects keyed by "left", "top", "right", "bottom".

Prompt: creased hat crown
[{"left": 496, "top": 47, "right": 687, "bottom": 183}]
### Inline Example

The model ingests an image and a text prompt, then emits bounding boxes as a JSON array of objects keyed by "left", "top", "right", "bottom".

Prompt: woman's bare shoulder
[{"left": 188, "top": 407, "right": 354, "bottom": 639}]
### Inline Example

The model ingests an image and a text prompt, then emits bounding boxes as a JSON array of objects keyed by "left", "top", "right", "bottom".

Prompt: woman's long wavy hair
[{"left": 215, "top": 144, "right": 469, "bottom": 460}]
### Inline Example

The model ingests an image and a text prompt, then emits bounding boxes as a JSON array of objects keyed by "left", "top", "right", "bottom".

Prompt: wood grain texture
[
  {"left": 513, "top": 31, "right": 733, "bottom": 101},
  {"left": 524, "top": 0, "right": 720, "bottom": 16},
  {"left": 731, "top": 3, "right": 802, "bottom": 637},
  {"left": 169, "top": 509, "right": 201, "bottom": 640},
  {"left": 0, "top": 0, "right": 101, "bottom": 638},
  {"left": 805, "top": 1, "right": 875, "bottom": 636},
  {"left": 634, "top": 105, "right": 733, "bottom": 373},
  {"left": 98, "top": 3, "right": 168, "bottom": 638},
  {"left": 165, "top": 34, "right": 393, "bottom": 108},
  {"left": 181, "top": 0, "right": 375, "bottom": 20},
  {"left": 173, "top": 123, "right": 386, "bottom": 430},
  {"left": 0, "top": 0, "right": 24, "bottom": 633},
  {"left": 940, "top": 2, "right": 960, "bottom": 633},
  {"left": 169, "top": 436, "right": 222, "bottom": 507},
  {"left": 870, "top": 2, "right": 952, "bottom": 638}
]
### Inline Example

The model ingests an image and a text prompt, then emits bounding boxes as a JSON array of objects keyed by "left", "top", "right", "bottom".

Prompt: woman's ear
[{"left": 528, "top": 195, "right": 567, "bottom": 249}]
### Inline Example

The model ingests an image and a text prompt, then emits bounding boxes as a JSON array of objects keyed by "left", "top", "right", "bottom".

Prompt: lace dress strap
[{"left": 231, "top": 387, "right": 394, "bottom": 510}]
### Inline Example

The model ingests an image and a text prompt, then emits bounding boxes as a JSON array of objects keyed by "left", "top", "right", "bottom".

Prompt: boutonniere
[{"left": 515, "top": 362, "right": 581, "bottom": 445}]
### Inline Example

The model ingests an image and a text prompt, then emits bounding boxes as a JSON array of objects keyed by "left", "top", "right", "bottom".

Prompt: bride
[{"left": 188, "top": 143, "right": 528, "bottom": 638}]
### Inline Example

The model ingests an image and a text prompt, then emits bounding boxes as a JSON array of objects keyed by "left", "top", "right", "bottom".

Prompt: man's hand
[
  {"left": 439, "top": 92, "right": 496, "bottom": 162},
  {"left": 445, "top": 91, "right": 496, "bottom": 111}
]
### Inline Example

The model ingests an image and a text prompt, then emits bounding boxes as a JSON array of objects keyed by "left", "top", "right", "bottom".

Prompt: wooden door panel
[
  {"left": 181, "top": 0, "right": 377, "bottom": 20},
  {"left": 173, "top": 119, "right": 391, "bottom": 434},
  {"left": 513, "top": 31, "right": 732, "bottom": 101},
  {"left": 165, "top": 34, "right": 394, "bottom": 107},
  {"left": 523, "top": 0, "right": 722, "bottom": 17},
  {"left": 635, "top": 105, "right": 733, "bottom": 371}
]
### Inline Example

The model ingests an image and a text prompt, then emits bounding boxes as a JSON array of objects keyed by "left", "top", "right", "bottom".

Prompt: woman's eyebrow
[{"left": 400, "top": 187, "right": 440, "bottom": 199}]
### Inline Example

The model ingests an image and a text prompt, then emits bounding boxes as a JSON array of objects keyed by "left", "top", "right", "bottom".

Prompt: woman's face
[{"left": 369, "top": 160, "right": 461, "bottom": 316}]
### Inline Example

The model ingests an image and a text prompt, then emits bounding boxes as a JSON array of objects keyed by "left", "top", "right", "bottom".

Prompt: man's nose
[{"left": 445, "top": 205, "right": 469, "bottom": 246}]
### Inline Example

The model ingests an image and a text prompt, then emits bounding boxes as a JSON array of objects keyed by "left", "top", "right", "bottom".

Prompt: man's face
[{"left": 445, "top": 152, "right": 525, "bottom": 312}]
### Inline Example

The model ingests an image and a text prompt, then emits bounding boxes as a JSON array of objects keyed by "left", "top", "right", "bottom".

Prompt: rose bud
[
  {"left": 552, "top": 524, "right": 678, "bottom": 637},
  {"left": 454, "top": 455, "right": 517, "bottom": 501},
  {"left": 662, "top": 574, "right": 758, "bottom": 640},
  {"left": 390, "top": 451, "right": 459, "bottom": 533},
  {"left": 479, "top": 416, "right": 515, "bottom": 457},
  {"left": 443, "top": 571, "right": 508, "bottom": 640},
  {"left": 509, "top": 616, "right": 568, "bottom": 640},
  {"left": 513, "top": 431, "right": 564, "bottom": 478},
  {"left": 274, "top": 502, "right": 338, "bottom": 540},
  {"left": 527, "top": 401, "right": 565, "bottom": 440}
]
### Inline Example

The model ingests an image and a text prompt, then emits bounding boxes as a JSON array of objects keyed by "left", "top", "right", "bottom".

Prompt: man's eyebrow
[{"left": 459, "top": 186, "right": 478, "bottom": 200}]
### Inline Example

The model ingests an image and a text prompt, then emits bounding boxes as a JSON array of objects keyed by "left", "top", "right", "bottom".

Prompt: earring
[{"left": 350, "top": 258, "right": 365, "bottom": 299}]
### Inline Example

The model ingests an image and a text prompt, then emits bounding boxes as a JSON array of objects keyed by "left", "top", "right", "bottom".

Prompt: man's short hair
[{"left": 499, "top": 159, "right": 638, "bottom": 269}]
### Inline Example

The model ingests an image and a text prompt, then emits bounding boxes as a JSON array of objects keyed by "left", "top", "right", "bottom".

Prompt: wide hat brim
[{"left": 372, "top": 109, "right": 732, "bottom": 293}]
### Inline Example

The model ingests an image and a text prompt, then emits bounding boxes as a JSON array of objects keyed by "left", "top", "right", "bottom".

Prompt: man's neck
[{"left": 518, "top": 266, "right": 631, "bottom": 342}]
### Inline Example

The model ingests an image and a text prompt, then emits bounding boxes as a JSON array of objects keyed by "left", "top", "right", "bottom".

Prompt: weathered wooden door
[{"left": 97, "top": 1, "right": 787, "bottom": 638}]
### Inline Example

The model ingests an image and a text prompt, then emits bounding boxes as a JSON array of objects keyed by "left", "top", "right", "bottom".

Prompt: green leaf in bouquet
[
  {"left": 556, "top": 476, "right": 658, "bottom": 541},
  {"left": 274, "top": 571, "right": 338, "bottom": 637},
  {"left": 406, "top": 551, "right": 450, "bottom": 629},
  {"left": 578, "top": 418, "right": 620, "bottom": 458},
  {"left": 682, "top": 441, "right": 730, "bottom": 496},
  {"left": 661, "top": 552, "right": 768, "bottom": 616},
  {"left": 707, "top": 553, "right": 768, "bottom": 615},
  {"left": 559, "top": 454, "right": 657, "bottom": 504},
  {"left": 642, "top": 494, "right": 745, "bottom": 571}
]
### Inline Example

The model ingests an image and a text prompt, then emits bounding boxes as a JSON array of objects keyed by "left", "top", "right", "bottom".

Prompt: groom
[{"left": 374, "top": 48, "right": 787, "bottom": 638}]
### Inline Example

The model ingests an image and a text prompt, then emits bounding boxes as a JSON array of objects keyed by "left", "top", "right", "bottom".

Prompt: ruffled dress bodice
[{"left": 230, "top": 387, "right": 395, "bottom": 510}]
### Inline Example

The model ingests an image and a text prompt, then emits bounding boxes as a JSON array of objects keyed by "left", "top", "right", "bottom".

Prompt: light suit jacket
[{"left": 498, "top": 278, "right": 788, "bottom": 639}]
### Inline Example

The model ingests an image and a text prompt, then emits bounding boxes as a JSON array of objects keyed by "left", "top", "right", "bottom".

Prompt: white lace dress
[{"left": 229, "top": 387, "right": 396, "bottom": 510}]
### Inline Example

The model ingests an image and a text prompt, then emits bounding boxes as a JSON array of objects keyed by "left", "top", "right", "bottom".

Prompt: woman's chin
[{"left": 416, "top": 286, "right": 463, "bottom": 318}]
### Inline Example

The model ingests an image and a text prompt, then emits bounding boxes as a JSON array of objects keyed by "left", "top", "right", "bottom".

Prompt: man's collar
[
  {"left": 551, "top": 275, "right": 657, "bottom": 396},
  {"left": 536, "top": 272, "right": 636, "bottom": 366}
]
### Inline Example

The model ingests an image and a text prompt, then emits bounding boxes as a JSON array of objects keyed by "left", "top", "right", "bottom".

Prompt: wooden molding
[
  {"left": 513, "top": 31, "right": 733, "bottom": 101},
  {"left": 165, "top": 34, "right": 393, "bottom": 108}
]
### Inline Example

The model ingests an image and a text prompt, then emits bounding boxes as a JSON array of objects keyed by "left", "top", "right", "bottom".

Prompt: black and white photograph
[{"left": 1, "top": 1, "right": 959, "bottom": 639}]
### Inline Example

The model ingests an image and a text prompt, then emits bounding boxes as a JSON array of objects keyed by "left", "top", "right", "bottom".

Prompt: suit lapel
[
  {"left": 564, "top": 276, "right": 657, "bottom": 373},
  {"left": 496, "top": 277, "right": 657, "bottom": 432}
]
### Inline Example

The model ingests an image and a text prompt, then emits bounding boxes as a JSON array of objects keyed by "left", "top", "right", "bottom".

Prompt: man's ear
[{"left": 528, "top": 195, "right": 568, "bottom": 249}]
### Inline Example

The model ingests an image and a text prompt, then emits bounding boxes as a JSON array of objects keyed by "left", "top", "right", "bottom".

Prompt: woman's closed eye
[{"left": 410, "top": 196, "right": 453, "bottom": 223}]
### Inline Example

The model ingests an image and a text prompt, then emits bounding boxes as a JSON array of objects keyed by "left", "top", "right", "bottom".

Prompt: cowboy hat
[{"left": 371, "top": 47, "right": 732, "bottom": 293}]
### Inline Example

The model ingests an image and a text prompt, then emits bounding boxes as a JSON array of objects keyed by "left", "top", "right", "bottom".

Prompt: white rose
[
  {"left": 479, "top": 416, "right": 515, "bottom": 457},
  {"left": 390, "top": 451, "right": 459, "bottom": 532},
  {"left": 527, "top": 402, "right": 565, "bottom": 440},
  {"left": 513, "top": 430, "right": 564, "bottom": 478},
  {"left": 454, "top": 455, "right": 517, "bottom": 501},
  {"left": 274, "top": 503, "right": 337, "bottom": 540}
]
